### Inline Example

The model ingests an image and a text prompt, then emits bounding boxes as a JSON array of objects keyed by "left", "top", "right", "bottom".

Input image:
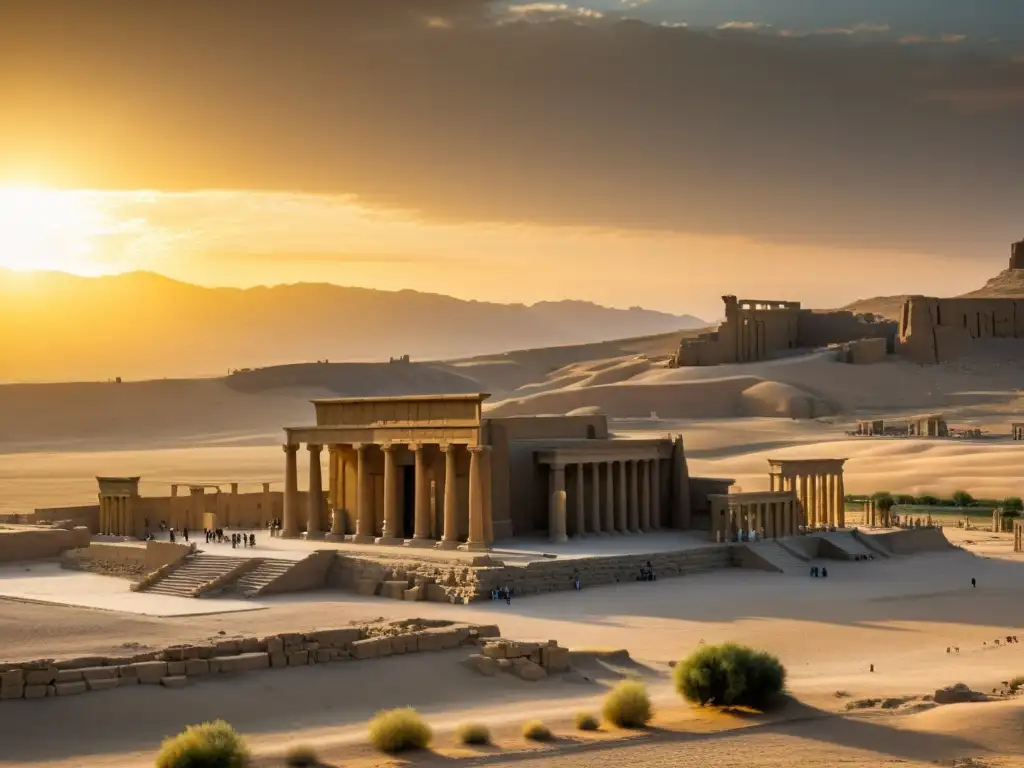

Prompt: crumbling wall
[
  {"left": 898, "top": 296, "right": 1024, "bottom": 363},
  {"left": 837, "top": 337, "right": 888, "bottom": 364},
  {"left": 798, "top": 310, "right": 896, "bottom": 350},
  {"left": 0, "top": 527, "right": 90, "bottom": 563}
]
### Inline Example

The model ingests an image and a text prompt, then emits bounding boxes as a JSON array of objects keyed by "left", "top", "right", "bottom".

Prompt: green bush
[
  {"left": 894, "top": 494, "right": 915, "bottom": 505},
  {"left": 673, "top": 643, "right": 786, "bottom": 710},
  {"left": 952, "top": 490, "right": 974, "bottom": 508},
  {"left": 601, "top": 680, "right": 653, "bottom": 729},
  {"left": 872, "top": 491, "right": 894, "bottom": 512},
  {"left": 367, "top": 708, "right": 432, "bottom": 754},
  {"left": 1007, "top": 675, "right": 1024, "bottom": 693},
  {"left": 155, "top": 720, "right": 250, "bottom": 768},
  {"left": 456, "top": 722, "right": 492, "bottom": 746},
  {"left": 915, "top": 494, "right": 939, "bottom": 506},
  {"left": 522, "top": 720, "right": 553, "bottom": 741},
  {"left": 574, "top": 712, "right": 600, "bottom": 731},
  {"left": 284, "top": 745, "right": 318, "bottom": 767},
  {"left": 1003, "top": 497, "right": 1023, "bottom": 514}
]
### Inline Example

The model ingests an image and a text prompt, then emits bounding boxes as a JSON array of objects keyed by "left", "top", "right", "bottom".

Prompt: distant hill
[{"left": 0, "top": 270, "right": 705, "bottom": 382}]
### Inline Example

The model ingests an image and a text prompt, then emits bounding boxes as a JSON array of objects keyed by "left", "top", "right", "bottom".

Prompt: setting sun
[{"left": 0, "top": 186, "right": 110, "bottom": 275}]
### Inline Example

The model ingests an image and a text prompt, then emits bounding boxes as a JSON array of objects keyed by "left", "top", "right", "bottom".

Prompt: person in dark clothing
[
  {"left": 249, "top": 533, "right": 255, "bottom": 548},
  {"left": 971, "top": 577, "right": 977, "bottom": 588},
  {"left": 821, "top": 567, "right": 828, "bottom": 578},
  {"left": 183, "top": 527, "right": 189, "bottom": 542}
]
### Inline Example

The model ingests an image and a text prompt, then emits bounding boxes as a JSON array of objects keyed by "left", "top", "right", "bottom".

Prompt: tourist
[
  {"left": 249, "top": 533, "right": 255, "bottom": 548},
  {"left": 870, "top": 663, "right": 874, "bottom": 673},
  {"left": 231, "top": 534, "right": 237, "bottom": 549},
  {"left": 971, "top": 577, "right": 976, "bottom": 588},
  {"left": 169, "top": 529, "right": 176, "bottom": 543},
  {"left": 503, "top": 585, "right": 512, "bottom": 605},
  {"left": 183, "top": 527, "right": 189, "bottom": 542},
  {"left": 821, "top": 567, "right": 828, "bottom": 578}
]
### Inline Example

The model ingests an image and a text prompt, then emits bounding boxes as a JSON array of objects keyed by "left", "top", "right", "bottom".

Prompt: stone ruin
[{"left": 462, "top": 638, "right": 572, "bottom": 682}]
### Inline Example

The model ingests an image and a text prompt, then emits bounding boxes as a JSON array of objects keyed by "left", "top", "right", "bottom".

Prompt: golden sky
[{"left": 0, "top": 185, "right": 995, "bottom": 319}]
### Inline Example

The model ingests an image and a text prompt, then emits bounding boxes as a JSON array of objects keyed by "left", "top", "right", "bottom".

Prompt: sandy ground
[{"left": 0, "top": 532, "right": 1022, "bottom": 766}]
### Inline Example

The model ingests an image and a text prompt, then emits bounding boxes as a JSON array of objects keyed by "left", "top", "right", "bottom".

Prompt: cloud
[
  {"left": 506, "top": 3, "right": 603, "bottom": 20},
  {"left": 814, "top": 22, "right": 891, "bottom": 36},
  {"left": 899, "top": 33, "right": 967, "bottom": 45},
  {"left": 716, "top": 20, "right": 770, "bottom": 31},
  {"left": 2, "top": 0, "right": 1023, "bottom": 259}
]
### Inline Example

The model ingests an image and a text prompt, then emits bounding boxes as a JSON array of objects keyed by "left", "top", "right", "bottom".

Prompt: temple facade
[{"left": 280, "top": 394, "right": 733, "bottom": 549}]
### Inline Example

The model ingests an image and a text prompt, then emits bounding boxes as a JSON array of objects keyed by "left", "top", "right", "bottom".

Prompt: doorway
[{"left": 401, "top": 465, "right": 415, "bottom": 538}]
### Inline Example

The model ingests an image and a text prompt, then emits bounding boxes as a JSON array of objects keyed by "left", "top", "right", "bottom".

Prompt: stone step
[
  {"left": 139, "top": 554, "right": 253, "bottom": 598},
  {"left": 231, "top": 559, "right": 297, "bottom": 596}
]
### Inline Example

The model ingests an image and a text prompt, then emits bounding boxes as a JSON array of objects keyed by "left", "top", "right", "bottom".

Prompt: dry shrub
[
  {"left": 521, "top": 720, "right": 552, "bottom": 742},
  {"left": 155, "top": 720, "right": 250, "bottom": 768},
  {"left": 284, "top": 744, "right": 319, "bottom": 767},
  {"left": 574, "top": 712, "right": 600, "bottom": 731},
  {"left": 602, "top": 680, "right": 653, "bottom": 729},
  {"left": 674, "top": 642, "right": 786, "bottom": 709},
  {"left": 367, "top": 708, "right": 432, "bottom": 754},
  {"left": 456, "top": 722, "right": 492, "bottom": 746}
]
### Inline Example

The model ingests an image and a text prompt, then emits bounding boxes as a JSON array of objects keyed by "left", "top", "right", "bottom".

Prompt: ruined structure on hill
[{"left": 671, "top": 295, "right": 896, "bottom": 367}]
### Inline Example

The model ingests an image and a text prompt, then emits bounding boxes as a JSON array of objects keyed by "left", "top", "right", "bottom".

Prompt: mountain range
[{"left": 0, "top": 270, "right": 705, "bottom": 382}]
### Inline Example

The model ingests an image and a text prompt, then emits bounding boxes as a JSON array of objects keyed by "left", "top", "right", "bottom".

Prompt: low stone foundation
[
  {"left": 61, "top": 540, "right": 192, "bottom": 579},
  {"left": 0, "top": 619, "right": 501, "bottom": 702},
  {"left": 463, "top": 638, "right": 571, "bottom": 681},
  {"left": 330, "top": 545, "right": 730, "bottom": 603}
]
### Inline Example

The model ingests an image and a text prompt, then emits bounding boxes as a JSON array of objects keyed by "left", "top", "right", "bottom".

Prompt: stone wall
[
  {"left": 0, "top": 620, "right": 500, "bottom": 701},
  {"left": 0, "top": 526, "right": 90, "bottom": 564},
  {"left": 837, "top": 337, "right": 888, "bottom": 364},
  {"left": 61, "top": 540, "right": 192, "bottom": 578},
  {"left": 898, "top": 295, "right": 1024, "bottom": 363},
  {"left": 260, "top": 550, "right": 336, "bottom": 595},
  {"left": 868, "top": 527, "right": 952, "bottom": 555},
  {"left": 797, "top": 310, "right": 896, "bottom": 350},
  {"left": 329, "top": 545, "right": 730, "bottom": 603}
]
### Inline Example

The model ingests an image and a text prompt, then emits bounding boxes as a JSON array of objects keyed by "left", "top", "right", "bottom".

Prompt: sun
[{"left": 0, "top": 185, "right": 109, "bottom": 275}]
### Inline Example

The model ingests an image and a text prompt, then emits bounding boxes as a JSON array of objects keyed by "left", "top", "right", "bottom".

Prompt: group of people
[
  {"left": 490, "top": 585, "right": 514, "bottom": 604},
  {"left": 638, "top": 560, "right": 656, "bottom": 581},
  {"left": 266, "top": 520, "right": 284, "bottom": 537},
  {"left": 204, "top": 528, "right": 256, "bottom": 549},
  {"left": 809, "top": 565, "right": 828, "bottom": 578}
]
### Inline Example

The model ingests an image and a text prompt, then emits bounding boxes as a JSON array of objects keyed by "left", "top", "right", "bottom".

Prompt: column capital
[
  {"left": 468, "top": 445, "right": 491, "bottom": 454},
  {"left": 352, "top": 442, "right": 368, "bottom": 452},
  {"left": 440, "top": 443, "right": 458, "bottom": 453},
  {"left": 283, "top": 444, "right": 299, "bottom": 454},
  {"left": 307, "top": 443, "right": 322, "bottom": 453},
  {"left": 408, "top": 442, "right": 424, "bottom": 452},
  {"left": 380, "top": 442, "right": 396, "bottom": 453}
]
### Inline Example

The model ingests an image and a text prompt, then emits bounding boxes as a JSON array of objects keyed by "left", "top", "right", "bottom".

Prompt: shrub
[
  {"left": 284, "top": 745, "right": 319, "bottom": 767},
  {"left": 574, "top": 712, "right": 600, "bottom": 731},
  {"left": 155, "top": 720, "right": 250, "bottom": 768},
  {"left": 456, "top": 722, "right": 492, "bottom": 746},
  {"left": 1003, "top": 497, "right": 1023, "bottom": 514},
  {"left": 872, "top": 492, "right": 894, "bottom": 512},
  {"left": 367, "top": 708, "right": 432, "bottom": 754},
  {"left": 601, "top": 680, "right": 653, "bottom": 729},
  {"left": 522, "top": 720, "right": 553, "bottom": 742},
  {"left": 674, "top": 643, "right": 786, "bottom": 710},
  {"left": 894, "top": 494, "right": 915, "bottom": 506},
  {"left": 915, "top": 495, "right": 939, "bottom": 506},
  {"left": 952, "top": 490, "right": 974, "bottom": 508},
  {"left": 1008, "top": 675, "right": 1024, "bottom": 694}
]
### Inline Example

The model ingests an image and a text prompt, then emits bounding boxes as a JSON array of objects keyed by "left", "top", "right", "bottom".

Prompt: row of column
[
  {"left": 282, "top": 442, "right": 491, "bottom": 551},
  {"left": 548, "top": 458, "right": 662, "bottom": 543},
  {"left": 862, "top": 499, "right": 891, "bottom": 527},
  {"left": 722, "top": 498, "right": 797, "bottom": 540},
  {"left": 99, "top": 495, "right": 133, "bottom": 536},
  {"left": 771, "top": 472, "right": 845, "bottom": 527}
]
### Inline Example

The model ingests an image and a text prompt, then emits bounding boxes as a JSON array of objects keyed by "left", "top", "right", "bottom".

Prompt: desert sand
[{"left": 0, "top": 529, "right": 1022, "bottom": 767}]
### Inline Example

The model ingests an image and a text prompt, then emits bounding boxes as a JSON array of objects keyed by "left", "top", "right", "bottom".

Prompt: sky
[{"left": 1, "top": 0, "right": 1023, "bottom": 319}]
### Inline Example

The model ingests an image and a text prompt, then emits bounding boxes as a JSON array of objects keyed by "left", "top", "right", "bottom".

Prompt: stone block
[
  {"left": 181, "top": 646, "right": 202, "bottom": 660},
  {"left": 415, "top": 632, "right": 443, "bottom": 652},
  {"left": 395, "top": 634, "right": 419, "bottom": 654},
  {"left": 161, "top": 676, "right": 189, "bottom": 688},
  {"left": 215, "top": 640, "right": 241, "bottom": 656},
  {"left": 425, "top": 583, "right": 449, "bottom": 602},
  {"left": 316, "top": 649, "right": 331, "bottom": 663},
  {"left": 167, "top": 661, "right": 187, "bottom": 676},
  {"left": 287, "top": 650, "right": 309, "bottom": 666},
  {"left": 55, "top": 668, "right": 84, "bottom": 683},
  {"left": 132, "top": 651, "right": 158, "bottom": 662},
  {"left": 404, "top": 586, "right": 424, "bottom": 601},
  {"left": 329, "top": 649, "right": 351, "bottom": 661},
  {"left": 117, "top": 665, "right": 139, "bottom": 681},
  {"left": 132, "top": 661, "right": 169, "bottom": 684},
  {"left": 25, "top": 667, "right": 57, "bottom": 685},
  {"left": 472, "top": 625, "right": 501, "bottom": 639},
  {"left": 356, "top": 578, "right": 380, "bottom": 596},
  {"left": 482, "top": 643, "right": 506, "bottom": 660},
  {"left": 1, "top": 669, "right": 25, "bottom": 688},
  {"left": 388, "top": 636, "right": 407, "bottom": 655},
  {"left": 497, "top": 658, "right": 513, "bottom": 670},
  {"left": 185, "top": 659, "right": 209, "bottom": 677},
  {"left": 56, "top": 657, "right": 106, "bottom": 670},
  {"left": 162, "top": 647, "right": 186, "bottom": 662},
  {"left": 0, "top": 684, "right": 24, "bottom": 700},
  {"left": 270, "top": 653, "right": 287, "bottom": 669},
  {"left": 380, "top": 580, "right": 407, "bottom": 600},
  {"left": 350, "top": 639, "right": 380, "bottom": 660},
  {"left": 24, "top": 684, "right": 47, "bottom": 699},
  {"left": 265, "top": 637, "right": 284, "bottom": 655},
  {"left": 55, "top": 681, "right": 88, "bottom": 696},
  {"left": 86, "top": 678, "right": 120, "bottom": 692},
  {"left": 195, "top": 645, "right": 215, "bottom": 660},
  {"left": 304, "top": 641, "right": 320, "bottom": 653},
  {"left": 216, "top": 653, "right": 269, "bottom": 674},
  {"left": 542, "top": 646, "right": 570, "bottom": 673},
  {"left": 513, "top": 660, "right": 547, "bottom": 682},
  {"left": 240, "top": 637, "right": 263, "bottom": 653},
  {"left": 46, "top": 684, "right": 56, "bottom": 696},
  {"left": 81, "top": 666, "right": 118, "bottom": 681},
  {"left": 461, "top": 654, "right": 500, "bottom": 677}
]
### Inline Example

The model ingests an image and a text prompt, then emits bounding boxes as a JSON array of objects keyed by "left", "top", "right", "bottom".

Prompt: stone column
[
  {"left": 352, "top": 443, "right": 375, "bottom": 543},
  {"left": 378, "top": 443, "right": 401, "bottom": 545},
  {"left": 465, "top": 446, "right": 488, "bottom": 551},
  {"left": 766, "top": 502, "right": 776, "bottom": 538},
  {"left": 616, "top": 461, "right": 628, "bottom": 532},
  {"left": 306, "top": 444, "right": 323, "bottom": 539},
  {"left": 481, "top": 447, "right": 494, "bottom": 545},
  {"left": 836, "top": 472, "right": 845, "bottom": 528},
  {"left": 328, "top": 453, "right": 345, "bottom": 539},
  {"left": 824, "top": 473, "right": 835, "bottom": 526},
  {"left": 575, "top": 463, "right": 586, "bottom": 537},
  {"left": 672, "top": 435, "right": 692, "bottom": 529},
  {"left": 651, "top": 459, "right": 661, "bottom": 529},
  {"left": 549, "top": 463, "right": 568, "bottom": 543},
  {"left": 438, "top": 444, "right": 460, "bottom": 549},
  {"left": 810, "top": 474, "right": 821, "bottom": 527},
  {"left": 591, "top": 462, "right": 602, "bottom": 534},
  {"left": 639, "top": 460, "right": 651, "bottom": 531},
  {"left": 282, "top": 444, "right": 300, "bottom": 538},
  {"left": 604, "top": 461, "right": 616, "bottom": 533},
  {"left": 409, "top": 444, "right": 432, "bottom": 545},
  {"left": 628, "top": 460, "right": 640, "bottom": 533}
]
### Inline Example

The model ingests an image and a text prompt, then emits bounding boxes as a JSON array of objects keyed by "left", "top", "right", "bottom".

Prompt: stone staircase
[
  {"left": 851, "top": 530, "right": 892, "bottom": 558},
  {"left": 813, "top": 531, "right": 881, "bottom": 560},
  {"left": 230, "top": 559, "right": 296, "bottom": 597},
  {"left": 744, "top": 540, "right": 809, "bottom": 575},
  {"left": 141, "top": 554, "right": 250, "bottom": 598}
]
